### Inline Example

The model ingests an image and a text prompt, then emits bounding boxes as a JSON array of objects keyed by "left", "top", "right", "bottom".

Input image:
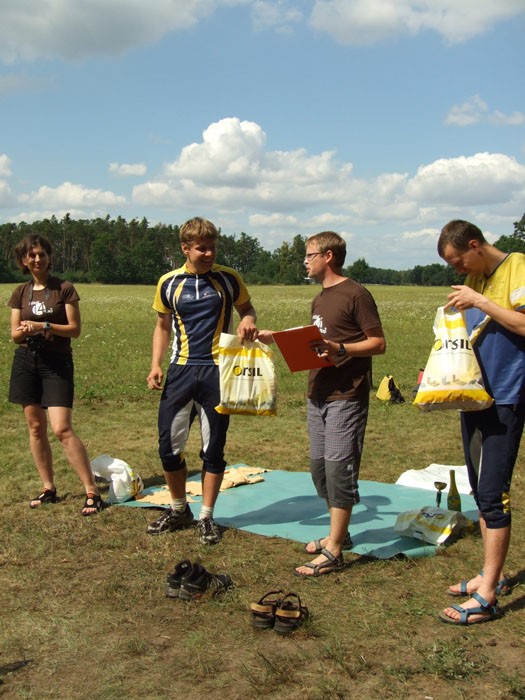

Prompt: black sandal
[
  {"left": 29, "top": 488, "right": 58, "bottom": 509},
  {"left": 81, "top": 493, "right": 105, "bottom": 516}
]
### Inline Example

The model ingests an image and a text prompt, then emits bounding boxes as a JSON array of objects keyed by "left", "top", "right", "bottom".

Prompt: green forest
[{"left": 1, "top": 213, "right": 524, "bottom": 286}]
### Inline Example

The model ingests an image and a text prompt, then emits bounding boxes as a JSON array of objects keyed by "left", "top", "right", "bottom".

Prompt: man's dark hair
[{"left": 437, "top": 220, "right": 486, "bottom": 257}]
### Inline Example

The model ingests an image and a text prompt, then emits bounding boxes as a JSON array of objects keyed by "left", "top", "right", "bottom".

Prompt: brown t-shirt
[
  {"left": 8, "top": 276, "right": 80, "bottom": 354},
  {"left": 307, "top": 278, "right": 382, "bottom": 402}
]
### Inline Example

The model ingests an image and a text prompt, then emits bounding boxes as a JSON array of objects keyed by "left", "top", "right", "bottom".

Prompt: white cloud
[
  {"left": 402, "top": 227, "right": 439, "bottom": 240},
  {"left": 249, "top": 213, "right": 299, "bottom": 226},
  {"left": 133, "top": 119, "right": 525, "bottom": 232},
  {"left": 0, "top": 154, "right": 12, "bottom": 177},
  {"left": 405, "top": 153, "right": 525, "bottom": 206},
  {"left": 109, "top": 162, "right": 147, "bottom": 177},
  {"left": 0, "top": 180, "right": 15, "bottom": 207},
  {"left": 488, "top": 110, "right": 525, "bottom": 126},
  {"left": 310, "top": 0, "right": 525, "bottom": 45},
  {"left": 445, "top": 94, "right": 488, "bottom": 126},
  {"left": 0, "top": 0, "right": 247, "bottom": 63},
  {"left": 252, "top": 1, "right": 303, "bottom": 33},
  {"left": 20, "top": 182, "right": 126, "bottom": 208},
  {"left": 135, "top": 117, "right": 356, "bottom": 212},
  {"left": 446, "top": 95, "right": 525, "bottom": 126},
  {"left": 5, "top": 208, "right": 91, "bottom": 224}
]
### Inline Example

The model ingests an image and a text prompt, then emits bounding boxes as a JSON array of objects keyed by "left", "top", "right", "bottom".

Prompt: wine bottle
[{"left": 447, "top": 469, "right": 461, "bottom": 512}]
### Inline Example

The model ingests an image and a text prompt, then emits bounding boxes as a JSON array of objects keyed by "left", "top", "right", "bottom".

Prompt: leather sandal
[
  {"left": 274, "top": 592, "right": 309, "bottom": 634},
  {"left": 250, "top": 590, "right": 284, "bottom": 629},
  {"left": 81, "top": 493, "right": 106, "bottom": 516},
  {"left": 29, "top": 488, "right": 58, "bottom": 509},
  {"left": 294, "top": 548, "right": 345, "bottom": 578}
]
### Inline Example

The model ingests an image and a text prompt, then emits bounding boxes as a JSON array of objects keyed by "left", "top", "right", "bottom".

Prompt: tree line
[{"left": 1, "top": 213, "right": 523, "bottom": 286}]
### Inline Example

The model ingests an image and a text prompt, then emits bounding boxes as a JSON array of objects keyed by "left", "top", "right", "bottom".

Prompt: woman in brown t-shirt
[{"left": 8, "top": 234, "right": 104, "bottom": 515}]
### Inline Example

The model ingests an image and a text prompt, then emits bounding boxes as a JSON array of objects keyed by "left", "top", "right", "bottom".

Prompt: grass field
[{"left": 1, "top": 283, "right": 524, "bottom": 700}]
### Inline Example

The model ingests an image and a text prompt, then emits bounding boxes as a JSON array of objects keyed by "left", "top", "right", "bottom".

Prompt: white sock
[
  {"left": 199, "top": 505, "right": 213, "bottom": 520},
  {"left": 171, "top": 498, "right": 187, "bottom": 512}
]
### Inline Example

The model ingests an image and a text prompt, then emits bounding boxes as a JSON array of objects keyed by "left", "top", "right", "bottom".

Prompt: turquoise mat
[{"left": 124, "top": 467, "right": 478, "bottom": 559}]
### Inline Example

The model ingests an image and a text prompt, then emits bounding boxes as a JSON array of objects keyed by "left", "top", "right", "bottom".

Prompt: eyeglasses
[{"left": 304, "top": 252, "right": 323, "bottom": 261}]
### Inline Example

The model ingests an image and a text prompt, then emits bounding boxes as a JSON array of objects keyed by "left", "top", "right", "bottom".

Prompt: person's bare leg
[
  {"left": 165, "top": 466, "right": 188, "bottom": 499},
  {"left": 296, "top": 506, "right": 351, "bottom": 576},
  {"left": 47, "top": 406, "right": 99, "bottom": 513},
  {"left": 201, "top": 471, "right": 224, "bottom": 509},
  {"left": 24, "top": 405, "right": 55, "bottom": 504},
  {"left": 442, "top": 524, "right": 510, "bottom": 623},
  {"left": 447, "top": 513, "right": 506, "bottom": 595},
  {"left": 305, "top": 497, "right": 351, "bottom": 553}
]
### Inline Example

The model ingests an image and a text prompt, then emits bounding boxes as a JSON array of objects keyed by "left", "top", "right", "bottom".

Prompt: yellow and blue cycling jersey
[
  {"left": 153, "top": 263, "right": 250, "bottom": 366},
  {"left": 465, "top": 252, "right": 525, "bottom": 404}
]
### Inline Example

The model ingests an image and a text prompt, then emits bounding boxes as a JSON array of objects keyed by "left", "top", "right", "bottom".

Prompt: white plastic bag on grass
[
  {"left": 394, "top": 506, "right": 472, "bottom": 546},
  {"left": 90, "top": 454, "right": 144, "bottom": 504}
]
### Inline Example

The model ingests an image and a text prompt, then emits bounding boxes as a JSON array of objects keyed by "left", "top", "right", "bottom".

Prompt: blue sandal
[
  {"left": 448, "top": 570, "right": 511, "bottom": 597},
  {"left": 439, "top": 592, "right": 501, "bottom": 625}
]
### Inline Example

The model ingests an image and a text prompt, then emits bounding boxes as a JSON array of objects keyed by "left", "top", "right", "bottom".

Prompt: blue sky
[{"left": 1, "top": 0, "right": 524, "bottom": 269}]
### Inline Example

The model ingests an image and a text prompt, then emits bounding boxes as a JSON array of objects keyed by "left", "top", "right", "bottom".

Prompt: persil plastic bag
[
  {"left": 394, "top": 506, "right": 473, "bottom": 545},
  {"left": 215, "top": 333, "right": 277, "bottom": 416},
  {"left": 90, "top": 454, "right": 144, "bottom": 504},
  {"left": 413, "top": 306, "right": 494, "bottom": 412}
]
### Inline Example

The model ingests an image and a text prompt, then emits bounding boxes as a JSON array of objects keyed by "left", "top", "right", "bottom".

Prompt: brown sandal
[
  {"left": 250, "top": 590, "right": 284, "bottom": 629},
  {"left": 274, "top": 592, "right": 309, "bottom": 634}
]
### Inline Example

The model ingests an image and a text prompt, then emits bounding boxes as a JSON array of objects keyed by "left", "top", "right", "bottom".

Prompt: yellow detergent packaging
[
  {"left": 413, "top": 307, "right": 494, "bottom": 412},
  {"left": 216, "top": 333, "right": 277, "bottom": 416}
]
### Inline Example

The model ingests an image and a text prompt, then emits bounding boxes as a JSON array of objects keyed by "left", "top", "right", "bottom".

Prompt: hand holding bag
[
  {"left": 215, "top": 333, "right": 277, "bottom": 416},
  {"left": 413, "top": 306, "right": 493, "bottom": 412}
]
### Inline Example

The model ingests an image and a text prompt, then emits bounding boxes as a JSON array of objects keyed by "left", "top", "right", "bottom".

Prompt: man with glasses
[{"left": 260, "top": 231, "right": 385, "bottom": 576}]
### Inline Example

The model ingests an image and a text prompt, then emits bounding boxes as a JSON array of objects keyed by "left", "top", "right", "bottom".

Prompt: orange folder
[{"left": 272, "top": 326, "right": 334, "bottom": 372}]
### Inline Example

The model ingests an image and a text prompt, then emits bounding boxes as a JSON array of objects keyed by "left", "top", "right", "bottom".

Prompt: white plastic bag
[
  {"left": 90, "top": 454, "right": 144, "bottom": 504},
  {"left": 394, "top": 506, "right": 472, "bottom": 545},
  {"left": 215, "top": 333, "right": 277, "bottom": 416},
  {"left": 413, "top": 306, "right": 493, "bottom": 412}
]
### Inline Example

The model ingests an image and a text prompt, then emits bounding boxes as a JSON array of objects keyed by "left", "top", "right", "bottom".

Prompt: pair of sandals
[
  {"left": 440, "top": 571, "right": 511, "bottom": 626},
  {"left": 293, "top": 535, "right": 350, "bottom": 578},
  {"left": 250, "top": 590, "right": 309, "bottom": 634},
  {"left": 29, "top": 488, "right": 105, "bottom": 516}
]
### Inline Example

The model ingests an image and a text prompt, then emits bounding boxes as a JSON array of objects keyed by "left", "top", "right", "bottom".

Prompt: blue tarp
[{"left": 123, "top": 466, "right": 478, "bottom": 559}]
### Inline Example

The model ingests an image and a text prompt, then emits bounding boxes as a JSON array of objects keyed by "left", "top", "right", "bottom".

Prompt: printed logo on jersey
[
  {"left": 312, "top": 314, "right": 327, "bottom": 335},
  {"left": 31, "top": 301, "right": 52, "bottom": 316}
]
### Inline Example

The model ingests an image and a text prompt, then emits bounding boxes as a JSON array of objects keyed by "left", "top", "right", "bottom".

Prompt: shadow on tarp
[{"left": 122, "top": 466, "right": 478, "bottom": 560}]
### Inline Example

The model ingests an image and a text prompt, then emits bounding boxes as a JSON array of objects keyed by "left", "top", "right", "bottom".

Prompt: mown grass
[{"left": 1, "top": 283, "right": 524, "bottom": 700}]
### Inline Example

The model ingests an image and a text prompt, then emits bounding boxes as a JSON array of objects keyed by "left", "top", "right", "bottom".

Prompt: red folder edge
[{"left": 272, "top": 325, "right": 334, "bottom": 372}]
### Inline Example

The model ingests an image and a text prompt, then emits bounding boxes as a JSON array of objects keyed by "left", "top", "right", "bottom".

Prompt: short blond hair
[
  {"left": 180, "top": 217, "right": 219, "bottom": 246},
  {"left": 306, "top": 231, "right": 346, "bottom": 268}
]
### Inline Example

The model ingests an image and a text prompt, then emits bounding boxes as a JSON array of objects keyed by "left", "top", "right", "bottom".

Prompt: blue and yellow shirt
[
  {"left": 465, "top": 252, "right": 525, "bottom": 404},
  {"left": 153, "top": 263, "right": 250, "bottom": 366}
]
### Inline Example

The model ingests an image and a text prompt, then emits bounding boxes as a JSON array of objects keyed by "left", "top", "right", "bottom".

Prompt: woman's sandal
[
  {"left": 438, "top": 592, "right": 501, "bottom": 626},
  {"left": 81, "top": 493, "right": 105, "bottom": 516},
  {"left": 250, "top": 590, "right": 284, "bottom": 629},
  {"left": 274, "top": 592, "right": 309, "bottom": 635},
  {"left": 448, "top": 570, "right": 512, "bottom": 597},
  {"left": 29, "top": 488, "right": 58, "bottom": 509}
]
